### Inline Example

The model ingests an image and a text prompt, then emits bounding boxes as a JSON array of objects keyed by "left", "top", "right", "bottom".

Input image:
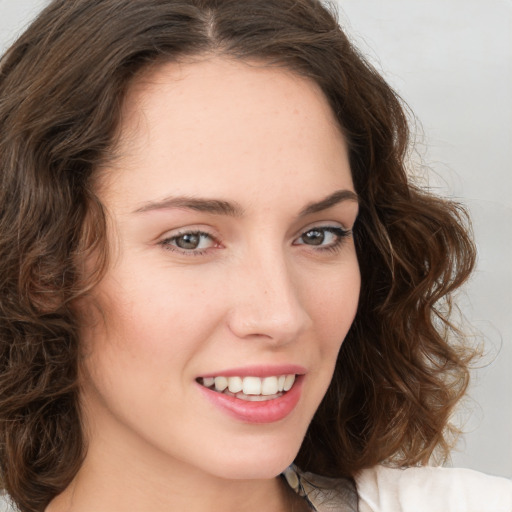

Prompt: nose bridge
[{"left": 227, "top": 242, "right": 310, "bottom": 342}]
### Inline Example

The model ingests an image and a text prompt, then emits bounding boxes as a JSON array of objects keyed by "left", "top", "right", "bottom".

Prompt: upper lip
[{"left": 198, "top": 364, "right": 307, "bottom": 379}]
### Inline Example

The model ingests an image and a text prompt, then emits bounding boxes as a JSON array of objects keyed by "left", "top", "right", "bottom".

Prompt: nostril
[{"left": 227, "top": 306, "right": 310, "bottom": 344}]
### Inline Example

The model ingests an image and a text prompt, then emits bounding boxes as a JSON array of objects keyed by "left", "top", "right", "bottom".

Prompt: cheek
[
  {"left": 77, "top": 280, "right": 198, "bottom": 431},
  {"left": 90, "top": 267, "right": 215, "bottom": 351},
  {"left": 309, "top": 261, "right": 360, "bottom": 342},
  {"left": 300, "top": 256, "right": 360, "bottom": 384},
  {"left": 79, "top": 271, "right": 233, "bottom": 420}
]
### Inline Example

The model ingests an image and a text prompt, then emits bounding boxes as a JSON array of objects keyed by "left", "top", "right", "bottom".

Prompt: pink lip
[
  {"left": 197, "top": 374, "right": 304, "bottom": 424},
  {"left": 198, "top": 364, "right": 306, "bottom": 379}
]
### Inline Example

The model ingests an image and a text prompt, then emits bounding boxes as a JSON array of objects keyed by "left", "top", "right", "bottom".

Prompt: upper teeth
[{"left": 202, "top": 375, "right": 296, "bottom": 395}]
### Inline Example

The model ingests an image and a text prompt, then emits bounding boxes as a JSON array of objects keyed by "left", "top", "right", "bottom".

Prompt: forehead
[{"left": 100, "top": 56, "right": 352, "bottom": 210}]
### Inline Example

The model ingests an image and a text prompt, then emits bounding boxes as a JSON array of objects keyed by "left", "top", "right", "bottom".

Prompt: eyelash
[{"left": 159, "top": 226, "right": 351, "bottom": 256}]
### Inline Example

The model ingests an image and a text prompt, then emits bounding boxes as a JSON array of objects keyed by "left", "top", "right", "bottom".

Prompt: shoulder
[{"left": 355, "top": 465, "right": 512, "bottom": 512}]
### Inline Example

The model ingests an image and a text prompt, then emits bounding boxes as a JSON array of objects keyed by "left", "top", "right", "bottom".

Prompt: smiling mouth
[{"left": 197, "top": 374, "right": 296, "bottom": 402}]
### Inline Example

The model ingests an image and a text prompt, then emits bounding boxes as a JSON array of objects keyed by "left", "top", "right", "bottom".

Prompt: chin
[
  {"left": 213, "top": 458, "right": 295, "bottom": 481},
  {"left": 201, "top": 435, "right": 304, "bottom": 481}
]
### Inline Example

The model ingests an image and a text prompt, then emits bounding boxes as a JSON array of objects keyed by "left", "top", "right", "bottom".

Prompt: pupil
[
  {"left": 304, "top": 229, "right": 324, "bottom": 245},
  {"left": 176, "top": 233, "right": 200, "bottom": 249}
]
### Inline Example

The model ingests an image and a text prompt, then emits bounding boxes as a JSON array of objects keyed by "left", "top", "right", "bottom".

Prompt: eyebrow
[
  {"left": 298, "top": 189, "right": 359, "bottom": 216},
  {"left": 132, "top": 189, "right": 358, "bottom": 217},
  {"left": 133, "top": 196, "right": 245, "bottom": 216}
]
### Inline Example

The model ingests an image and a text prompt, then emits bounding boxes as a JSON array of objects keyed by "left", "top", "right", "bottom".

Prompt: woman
[{"left": 0, "top": 1, "right": 510, "bottom": 511}]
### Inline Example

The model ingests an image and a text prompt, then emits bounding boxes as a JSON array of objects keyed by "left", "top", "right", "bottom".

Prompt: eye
[
  {"left": 160, "top": 231, "right": 217, "bottom": 254},
  {"left": 294, "top": 226, "right": 350, "bottom": 250}
]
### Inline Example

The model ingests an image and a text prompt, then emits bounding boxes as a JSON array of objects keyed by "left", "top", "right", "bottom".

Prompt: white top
[
  {"left": 283, "top": 464, "right": 512, "bottom": 512},
  {"left": 356, "top": 465, "right": 512, "bottom": 512}
]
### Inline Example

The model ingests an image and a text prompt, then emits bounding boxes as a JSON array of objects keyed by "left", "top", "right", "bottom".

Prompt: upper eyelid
[
  {"left": 157, "top": 222, "right": 352, "bottom": 248},
  {"left": 160, "top": 224, "right": 348, "bottom": 238},
  {"left": 158, "top": 226, "right": 221, "bottom": 242},
  {"left": 295, "top": 221, "right": 351, "bottom": 237},
  {"left": 159, "top": 221, "right": 350, "bottom": 236}
]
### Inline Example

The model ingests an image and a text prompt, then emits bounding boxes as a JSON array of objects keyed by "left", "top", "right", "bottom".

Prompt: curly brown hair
[{"left": 0, "top": 1, "right": 475, "bottom": 511}]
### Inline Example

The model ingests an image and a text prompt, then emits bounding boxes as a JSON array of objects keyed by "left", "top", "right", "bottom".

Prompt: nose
[{"left": 226, "top": 248, "right": 311, "bottom": 345}]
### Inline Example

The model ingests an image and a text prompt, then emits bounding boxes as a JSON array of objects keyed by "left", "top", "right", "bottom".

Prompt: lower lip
[{"left": 197, "top": 376, "right": 304, "bottom": 424}]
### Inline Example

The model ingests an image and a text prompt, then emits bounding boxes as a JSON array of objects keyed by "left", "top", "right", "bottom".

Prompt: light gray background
[
  {"left": 337, "top": 1, "right": 512, "bottom": 479},
  {"left": 0, "top": 0, "right": 510, "bottom": 491}
]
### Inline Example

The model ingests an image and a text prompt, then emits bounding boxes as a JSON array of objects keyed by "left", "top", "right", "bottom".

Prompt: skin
[{"left": 48, "top": 57, "right": 360, "bottom": 512}]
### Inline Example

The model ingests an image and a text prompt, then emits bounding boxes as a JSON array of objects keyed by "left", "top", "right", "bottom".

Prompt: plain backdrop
[
  {"left": 0, "top": 0, "right": 510, "bottom": 486},
  {"left": 337, "top": 1, "right": 512, "bottom": 479}
]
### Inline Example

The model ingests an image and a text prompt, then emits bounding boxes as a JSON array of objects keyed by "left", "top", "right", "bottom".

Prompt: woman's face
[{"left": 80, "top": 58, "right": 360, "bottom": 481}]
